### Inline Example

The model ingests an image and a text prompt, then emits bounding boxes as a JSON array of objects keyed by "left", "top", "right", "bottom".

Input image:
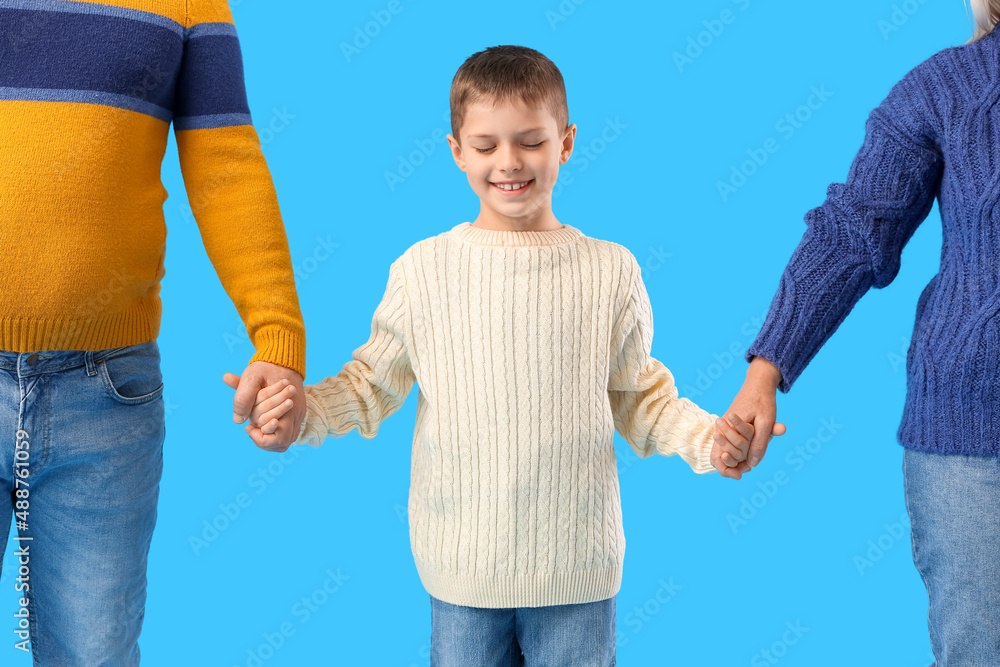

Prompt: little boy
[{"left": 236, "top": 45, "right": 754, "bottom": 666}]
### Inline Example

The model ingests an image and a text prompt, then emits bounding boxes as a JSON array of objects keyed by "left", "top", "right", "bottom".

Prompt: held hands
[
  {"left": 222, "top": 361, "right": 304, "bottom": 453},
  {"left": 711, "top": 357, "right": 787, "bottom": 480},
  {"left": 712, "top": 414, "right": 755, "bottom": 474},
  {"left": 711, "top": 413, "right": 786, "bottom": 480}
]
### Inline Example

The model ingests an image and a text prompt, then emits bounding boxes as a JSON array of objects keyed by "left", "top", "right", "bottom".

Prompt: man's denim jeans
[
  {"left": 904, "top": 447, "right": 1000, "bottom": 667},
  {"left": 430, "top": 594, "right": 616, "bottom": 667},
  {"left": 0, "top": 341, "right": 165, "bottom": 665}
]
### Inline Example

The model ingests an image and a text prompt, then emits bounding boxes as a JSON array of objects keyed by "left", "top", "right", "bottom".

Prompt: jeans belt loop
[{"left": 84, "top": 350, "right": 98, "bottom": 376}]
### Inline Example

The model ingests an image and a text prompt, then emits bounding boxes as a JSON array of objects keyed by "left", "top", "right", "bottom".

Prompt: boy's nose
[{"left": 496, "top": 145, "right": 521, "bottom": 172}]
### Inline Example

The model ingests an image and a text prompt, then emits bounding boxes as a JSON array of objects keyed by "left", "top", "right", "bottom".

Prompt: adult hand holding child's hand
[
  {"left": 713, "top": 414, "right": 754, "bottom": 472},
  {"left": 712, "top": 357, "right": 786, "bottom": 480},
  {"left": 223, "top": 361, "right": 304, "bottom": 453}
]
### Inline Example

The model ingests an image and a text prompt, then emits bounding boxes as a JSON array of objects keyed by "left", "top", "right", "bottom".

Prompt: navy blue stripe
[
  {"left": 0, "top": 0, "right": 183, "bottom": 35},
  {"left": 173, "top": 34, "right": 250, "bottom": 120},
  {"left": 0, "top": 7, "right": 181, "bottom": 113},
  {"left": 185, "top": 22, "right": 238, "bottom": 40},
  {"left": 0, "top": 86, "right": 172, "bottom": 121},
  {"left": 174, "top": 113, "right": 252, "bottom": 130}
]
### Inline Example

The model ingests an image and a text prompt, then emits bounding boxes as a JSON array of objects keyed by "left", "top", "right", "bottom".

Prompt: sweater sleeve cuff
[
  {"left": 745, "top": 343, "right": 794, "bottom": 394},
  {"left": 294, "top": 412, "right": 308, "bottom": 443},
  {"left": 649, "top": 400, "right": 718, "bottom": 475},
  {"left": 292, "top": 386, "right": 326, "bottom": 448},
  {"left": 690, "top": 411, "right": 718, "bottom": 475},
  {"left": 248, "top": 327, "right": 306, "bottom": 380},
  {"left": 745, "top": 289, "right": 799, "bottom": 394},
  {"left": 292, "top": 384, "right": 343, "bottom": 448}
]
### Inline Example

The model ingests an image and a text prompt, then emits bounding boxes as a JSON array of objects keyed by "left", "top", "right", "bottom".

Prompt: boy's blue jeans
[
  {"left": 0, "top": 341, "right": 165, "bottom": 666},
  {"left": 430, "top": 594, "right": 616, "bottom": 667},
  {"left": 904, "top": 447, "right": 1000, "bottom": 667}
]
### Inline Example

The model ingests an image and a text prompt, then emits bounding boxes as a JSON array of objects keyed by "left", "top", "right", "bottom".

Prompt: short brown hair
[{"left": 450, "top": 45, "right": 569, "bottom": 140}]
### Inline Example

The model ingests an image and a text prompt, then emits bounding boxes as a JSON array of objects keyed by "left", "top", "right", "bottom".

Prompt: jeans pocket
[{"left": 96, "top": 342, "right": 164, "bottom": 405}]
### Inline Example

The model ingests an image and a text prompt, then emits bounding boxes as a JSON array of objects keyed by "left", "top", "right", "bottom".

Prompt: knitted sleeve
[
  {"left": 608, "top": 255, "right": 718, "bottom": 474},
  {"left": 294, "top": 260, "right": 416, "bottom": 448},
  {"left": 745, "top": 68, "right": 944, "bottom": 392},
  {"left": 173, "top": 0, "right": 306, "bottom": 379}
]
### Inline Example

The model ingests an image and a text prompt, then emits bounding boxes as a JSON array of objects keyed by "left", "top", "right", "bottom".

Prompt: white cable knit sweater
[{"left": 294, "top": 221, "right": 719, "bottom": 608}]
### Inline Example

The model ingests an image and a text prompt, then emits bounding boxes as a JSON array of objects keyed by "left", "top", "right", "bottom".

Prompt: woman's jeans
[
  {"left": 0, "top": 341, "right": 165, "bottom": 666},
  {"left": 904, "top": 447, "right": 1000, "bottom": 667},
  {"left": 430, "top": 594, "right": 616, "bottom": 667}
]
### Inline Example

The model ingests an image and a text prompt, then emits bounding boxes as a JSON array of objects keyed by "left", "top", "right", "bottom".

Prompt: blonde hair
[{"left": 967, "top": 0, "right": 1000, "bottom": 41}]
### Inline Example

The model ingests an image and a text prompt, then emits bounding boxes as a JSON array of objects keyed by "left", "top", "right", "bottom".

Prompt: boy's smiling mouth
[{"left": 490, "top": 179, "right": 534, "bottom": 195}]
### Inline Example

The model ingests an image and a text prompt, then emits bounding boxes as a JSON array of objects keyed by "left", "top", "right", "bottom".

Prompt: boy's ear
[
  {"left": 559, "top": 123, "right": 577, "bottom": 165},
  {"left": 446, "top": 134, "right": 467, "bottom": 172}
]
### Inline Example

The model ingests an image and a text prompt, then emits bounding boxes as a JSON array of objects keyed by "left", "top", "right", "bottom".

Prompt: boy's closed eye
[{"left": 473, "top": 142, "right": 545, "bottom": 154}]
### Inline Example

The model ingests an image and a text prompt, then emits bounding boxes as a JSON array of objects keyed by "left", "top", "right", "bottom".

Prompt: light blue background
[{"left": 2, "top": 0, "right": 972, "bottom": 664}]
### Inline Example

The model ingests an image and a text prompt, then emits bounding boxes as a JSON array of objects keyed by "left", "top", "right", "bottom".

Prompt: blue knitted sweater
[{"left": 746, "top": 28, "right": 1000, "bottom": 457}]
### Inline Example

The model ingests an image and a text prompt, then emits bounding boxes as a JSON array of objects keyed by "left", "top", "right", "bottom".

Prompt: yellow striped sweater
[{"left": 0, "top": 0, "right": 304, "bottom": 377}]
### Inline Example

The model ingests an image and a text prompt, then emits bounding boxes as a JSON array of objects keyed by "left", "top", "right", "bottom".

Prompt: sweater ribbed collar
[
  {"left": 450, "top": 221, "right": 584, "bottom": 247},
  {"left": 984, "top": 24, "right": 1000, "bottom": 49}
]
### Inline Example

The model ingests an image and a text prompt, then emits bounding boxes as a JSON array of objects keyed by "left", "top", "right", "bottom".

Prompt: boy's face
[{"left": 447, "top": 97, "right": 576, "bottom": 231}]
